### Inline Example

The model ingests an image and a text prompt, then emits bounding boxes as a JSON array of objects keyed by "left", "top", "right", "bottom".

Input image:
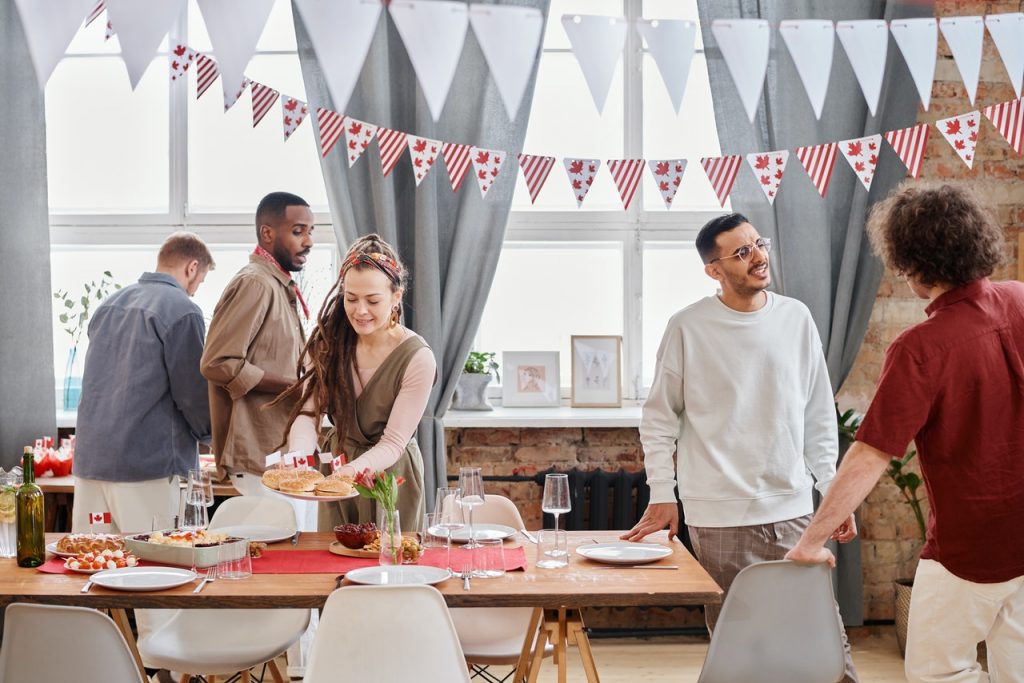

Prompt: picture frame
[
  {"left": 570, "top": 335, "right": 623, "bottom": 408},
  {"left": 501, "top": 351, "right": 560, "bottom": 407}
]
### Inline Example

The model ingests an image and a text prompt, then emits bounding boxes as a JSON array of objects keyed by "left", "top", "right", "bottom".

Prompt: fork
[{"left": 193, "top": 568, "right": 217, "bottom": 593}]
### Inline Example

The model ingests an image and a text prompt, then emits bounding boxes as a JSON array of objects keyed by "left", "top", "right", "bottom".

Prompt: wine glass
[
  {"left": 542, "top": 473, "right": 571, "bottom": 557},
  {"left": 433, "top": 486, "right": 464, "bottom": 574},
  {"left": 457, "top": 467, "right": 485, "bottom": 549},
  {"left": 180, "top": 488, "right": 208, "bottom": 574},
  {"left": 188, "top": 469, "right": 214, "bottom": 508}
]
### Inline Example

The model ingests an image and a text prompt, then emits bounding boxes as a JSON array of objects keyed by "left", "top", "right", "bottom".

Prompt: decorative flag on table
[
  {"left": 939, "top": 16, "right": 984, "bottom": 105},
  {"left": 88, "top": 511, "right": 112, "bottom": 525},
  {"left": 281, "top": 97, "right": 309, "bottom": 141},
  {"left": 223, "top": 77, "right": 250, "bottom": 112},
  {"left": 839, "top": 134, "right": 882, "bottom": 190},
  {"left": 197, "top": 53, "right": 219, "bottom": 99},
  {"left": 746, "top": 150, "right": 789, "bottom": 204},
  {"left": 470, "top": 147, "right": 505, "bottom": 198},
  {"left": 795, "top": 142, "right": 838, "bottom": 197},
  {"left": 517, "top": 154, "right": 556, "bottom": 204},
  {"left": 408, "top": 136, "right": 442, "bottom": 186},
  {"left": 885, "top": 124, "right": 930, "bottom": 178},
  {"left": 250, "top": 81, "right": 279, "bottom": 127},
  {"left": 564, "top": 158, "right": 600, "bottom": 208},
  {"left": 982, "top": 98, "right": 1024, "bottom": 155},
  {"left": 647, "top": 159, "right": 686, "bottom": 209},
  {"left": 890, "top": 18, "right": 938, "bottom": 111},
  {"left": 86, "top": 1, "right": 104, "bottom": 26},
  {"left": 700, "top": 155, "right": 742, "bottom": 207},
  {"left": 442, "top": 143, "right": 473, "bottom": 193},
  {"left": 169, "top": 44, "right": 197, "bottom": 82},
  {"left": 936, "top": 111, "right": 981, "bottom": 168},
  {"left": 985, "top": 14, "right": 1024, "bottom": 99},
  {"left": 315, "top": 107, "right": 345, "bottom": 158},
  {"left": 608, "top": 158, "right": 645, "bottom": 210},
  {"left": 377, "top": 127, "right": 409, "bottom": 177},
  {"left": 344, "top": 118, "right": 378, "bottom": 167}
]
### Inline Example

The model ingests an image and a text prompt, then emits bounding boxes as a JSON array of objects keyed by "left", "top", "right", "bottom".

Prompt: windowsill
[{"left": 443, "top": 405, "right": 642, "bottom": 428}]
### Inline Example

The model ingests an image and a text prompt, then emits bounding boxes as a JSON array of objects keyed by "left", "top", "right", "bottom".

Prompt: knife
[
  {"left": 80, "top": 580, "right": 93, "bottom": 593},
  {"left": 519, "top": 529, "right": 538, "bottom": 544}
]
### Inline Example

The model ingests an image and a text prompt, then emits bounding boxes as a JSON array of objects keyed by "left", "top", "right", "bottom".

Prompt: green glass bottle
[{"left": 17, "top": 447, "right": 45, "bottom": 568}]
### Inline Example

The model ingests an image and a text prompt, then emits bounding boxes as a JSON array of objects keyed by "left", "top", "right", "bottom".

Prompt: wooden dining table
[{"left": 0, "top": 530, "right": 721, "bottom": 683}]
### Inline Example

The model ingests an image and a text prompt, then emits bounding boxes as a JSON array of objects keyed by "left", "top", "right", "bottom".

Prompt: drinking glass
[
  {"left": 180, "top": 488, "right": 209, "bottom": 531},
  {"left": 0, "top": 473, "right": 18, "bottom": 559},
  {"left": 419, "top": 512, "right": 444, "bottom": 550},
  {"left": 434, "top": 486, "right": 464, "bottom": 573},
  {"left": 458, "top": 467, "right": 485, "bottom": 549},
  {"left": 474, "top": 537, "right": 505, "bottom": 578},
  {"left": 188, "top": 469, "right": 214, "bottom": 507},
  {"left": 216, "top": 538, "right": 251, "bottom": 579},
  {"left": 536, "top": 530, "right": 568, "bottom": 569}
]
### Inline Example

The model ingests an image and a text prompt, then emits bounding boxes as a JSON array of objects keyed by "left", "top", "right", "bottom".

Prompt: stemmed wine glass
[
  {"left": 457, "top": 467, "right": 485, "bottom": 549},
  {"left": 433, "top": 486, "right": 464, "bottom": 575},
  {"left": 188, "top": 469, "right": 214, "bottom": 508},
  {"left": 542, "top": 473, "right": 570, "bottom": 557},
  {"left": 180, "top": 482, "right": 208, "bottom": 574}
]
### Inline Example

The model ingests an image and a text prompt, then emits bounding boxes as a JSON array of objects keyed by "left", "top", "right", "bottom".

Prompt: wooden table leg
[
  {"left": 513, "top": 607, "right": 543, "bottom": 683},
  {"left": 108, "top": 608, "right": 147, "bottom": 682},
  {"left": 557, "top": 608, "right": 568, "bottom": 683},
  {"left": 568, "top": 611, "right": 600, "bottom": 683},
  {"left": 526, "top": 621, "right": 550, "bottom": 683}
]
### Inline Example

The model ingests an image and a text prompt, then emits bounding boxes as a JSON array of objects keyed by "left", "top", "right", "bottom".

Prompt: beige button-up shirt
[{"left": 201, "top": 255, "right": 305, "bottom": 477}]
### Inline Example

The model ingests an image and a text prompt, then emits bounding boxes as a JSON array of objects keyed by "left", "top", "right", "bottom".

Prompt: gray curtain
[
  {"left": 0, "top": 0, "right": 58, "bottom": 469},
  {"left": 697, "top": 0, "right": 933, "bottom": 625},
  {"left": 294, "top": 1, "right": 550, "bottom": 505}
]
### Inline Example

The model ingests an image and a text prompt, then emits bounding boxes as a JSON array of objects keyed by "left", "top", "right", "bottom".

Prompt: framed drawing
[
  {"left": 570, "top": 335, "right": 622, "bottom": 407},
  {"left": 501, "top": 352, "right": 561, "bottom": 407}
]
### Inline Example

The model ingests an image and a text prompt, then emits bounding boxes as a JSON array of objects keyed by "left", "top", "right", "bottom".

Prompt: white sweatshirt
[{"left": 642, "top": 292, "right": 838, "bottom": 527}]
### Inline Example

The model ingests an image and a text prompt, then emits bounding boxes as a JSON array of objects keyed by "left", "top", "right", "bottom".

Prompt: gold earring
[{"left": 390, "top": 307, "right": 399, "bottom": 327}]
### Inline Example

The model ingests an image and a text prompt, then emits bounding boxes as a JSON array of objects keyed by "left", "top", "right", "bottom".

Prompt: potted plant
[
  {"left": 451, "top": 351, "right": 500, "bottom": 411},
  {"left": 887, "top": 449, "right": 927, "bottom": 656},
  {"left": 54, "top": 271, "right": 121, "bottom": 410}
]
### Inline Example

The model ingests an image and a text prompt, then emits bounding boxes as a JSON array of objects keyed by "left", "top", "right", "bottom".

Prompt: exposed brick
[
  {"left": 519, "top": 428, "right": 583, "bottom": 446},
  {"left": 512, "top": 445, "right": 578, "bottom": 466},
  {"left": 583, "top": 427, "right": 641, "bottom": 446},
  {"left": 460, "top": 427, "right": 521, "bottom": 446},
  {"left": 577, "top": 446, "right": 643, "bottom": 467}
]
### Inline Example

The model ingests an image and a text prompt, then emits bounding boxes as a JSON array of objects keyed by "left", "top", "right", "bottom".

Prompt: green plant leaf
[
  {"left": 80, "top": 295, "right": 89, "bottom": 307},
  {"left": 904, "top": 472, "right": 922, "bottom": 493},
  {"left": 59, "top": 313, "right": 68, "bottom": 323},
  {"left": 103, "top": 270, "right": 112, "bottom": 277},
  {"left": 64, "top": 299, "right": 74, "bottom": 309}
]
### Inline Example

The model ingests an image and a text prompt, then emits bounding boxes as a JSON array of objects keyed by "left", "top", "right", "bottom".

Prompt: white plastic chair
[
  {"left": 136, "top": 496, "right": 309, "bottom": 682},
  {"left": 697, "top": 560, "right": 846, "bottom": 683},
  {"left": 0, "top": 603, "right": 145, "bottom": 682},
  {"left": 305, "top": 584, "right": 471, "bottom": 683}
]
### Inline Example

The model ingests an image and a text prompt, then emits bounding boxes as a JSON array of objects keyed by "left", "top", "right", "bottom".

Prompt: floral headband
[{"left": 341, "top": 251, "right": 401, "bottom": 285}]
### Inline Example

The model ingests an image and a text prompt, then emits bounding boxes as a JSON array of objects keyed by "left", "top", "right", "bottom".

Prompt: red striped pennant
[
  {"left": 86, "top": 1, "right": 104, "bottom": 27},
  {"left": 344, "top": 118, "right": 378, "bottom": 167},
  {"left": 884, "top": 124, "right": 930, "bottom": 179},
  {"left": 982, "top": 98, "right": 1024, "bottom": 155},
  {"left": 442, "top": 143, "right": 472, "bottom": 193},
  {"left": 647, "top": 159, "right": 686, "bottom": 209},
  {"left": 607, "top": 159, "right": 645, "bottom": 210},
  {"left": 377, "top": 128, "right": 409, "bottom": 177},
  {"left": 281, "top": 96, "right": 309, "bottom": 141},
  {"left": 408, "top": 136, "right": 441, "bottom": 186},
  {"left": 700, "top": 156, "right": 743, "bottom": 207},
  {"left": 517, "top": 154, "right": 556, "bottom": 204},
  {"left": 250, "top": 82, "right": 279, "bottom": 128},
  {"left": 197, "top": 54, "right": 219, "bottom": 99},
  {"left": 795, "top": 142, "right": 839, "bottom": 197},
  {"left": 315, "top": 107, "right": 346, "bottom": 158}
]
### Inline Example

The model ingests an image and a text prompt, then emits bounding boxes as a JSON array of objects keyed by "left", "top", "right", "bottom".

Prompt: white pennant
[
  {"left": 779, "top": 20, "right": 835, "bottom": 120},
  {"left": 939, "top": 16, "right": 984, "bottom": 105},
  {"left": 710, "top": 19, "right": 770, "bottom": 122},
  {"left": 746, "top": 151, "right": 789, "bottom": 205},
  {"left": 293, "top": 0, "right": 382, "bottom": 114},
  {"left": 985, "top": 14, "right": 1024, "bottom": 99},
  {"left": 389, "top": 1, "right": 469, "bottom": 122},
  {"left": 836, "top": 20, "right": 889, "bottom": 117},
  {"left": 469, "top": 4, "right": 544, "bottom": 120},
  {"left": 635, "top": 19, "right": 696, "bottom": 115},
  {"left": 562, "top": 14, "right": 628, "bottom": 113},
  {"left": 13, "top": 0, "right": 97, "bottom": 90},
  {"left": 198, "top": 0, "right": 275, "bottom": 108},
  {"left": 891, "top": 18, "right": 938, "bottom": 111},
  {"left": 105, "top": 0, "right": 185, "bottom": 89}
]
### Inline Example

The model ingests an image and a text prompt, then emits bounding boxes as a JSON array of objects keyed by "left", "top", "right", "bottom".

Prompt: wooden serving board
[{"left": 328, "top": 541, "right": 376, "bottom": 558}]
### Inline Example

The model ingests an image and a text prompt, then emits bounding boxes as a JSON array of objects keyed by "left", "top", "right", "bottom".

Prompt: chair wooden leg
[
  {"left": 108, "top": 609, "right": 148, "bottom": 683},
  {"left": 177, "top": 675, "right": 190, "bottom": 683},
  {"left": 208, "top": 677, "right": 216, "bottom": 683},
  {"left": 268, "top": 659, "right": 287, "bottom": 683},
  {"left": 568, "top": 614, "right": 600, "bottom": 683},
  {"left": 240, "top": 670, "right": 251, "bottom": 683}
]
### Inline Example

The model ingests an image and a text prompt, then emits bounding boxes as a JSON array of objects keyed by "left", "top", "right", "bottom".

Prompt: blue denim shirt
[{"left": 73, "top": 272, "right": 211, "bottom": 481}]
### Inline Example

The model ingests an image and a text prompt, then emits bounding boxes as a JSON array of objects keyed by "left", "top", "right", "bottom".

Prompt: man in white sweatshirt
[{"left": 623, "top": 213, "right": 858, "bottom": 681}]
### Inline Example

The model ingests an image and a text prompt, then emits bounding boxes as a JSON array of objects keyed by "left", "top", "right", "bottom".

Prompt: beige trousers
[{"left": 71, "top": 476, "right": 179, "bottom": 535}]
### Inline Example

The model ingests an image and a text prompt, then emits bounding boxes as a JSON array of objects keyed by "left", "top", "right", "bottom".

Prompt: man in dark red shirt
[{"left": 787, "top": 183, "right": 1024, "bottom": 682}]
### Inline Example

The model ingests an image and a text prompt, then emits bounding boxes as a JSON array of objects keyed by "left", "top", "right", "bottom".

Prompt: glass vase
[{"left": 377, "top": 508, "right": 402, "bottom": 566}]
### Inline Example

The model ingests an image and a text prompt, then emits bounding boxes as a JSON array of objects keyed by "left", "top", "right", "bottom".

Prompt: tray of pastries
[{"left": 48, "top": 533, "right": 125, "bottom": 558}]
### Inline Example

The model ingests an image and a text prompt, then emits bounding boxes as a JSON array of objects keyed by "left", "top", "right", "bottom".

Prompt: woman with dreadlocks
[{"left": 276, "top": 234, "right": 435, "bottom": 531}]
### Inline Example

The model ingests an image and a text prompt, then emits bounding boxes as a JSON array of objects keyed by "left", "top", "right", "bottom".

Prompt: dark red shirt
[{"left": 857, "top": 278, "right": 1024, "bottom": 583}]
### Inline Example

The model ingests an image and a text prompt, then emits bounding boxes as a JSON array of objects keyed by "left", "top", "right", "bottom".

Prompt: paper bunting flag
[
  {"left": 779, "top": 20, "right": 835, "bottom": 120},
  {"left": 223, "top": 77, "right": 249, "bottom": 112},
  {"left": 939, "top": 16, "right": 984, "bottom": 105},
  {"left": 983, "top": 98, "right": 1023, "bottom": 155},
  {"left": 315, "top": 107, "right": 346, "bottom": 158},
  {"left": 608, "top": 159, "right": 645, "bottom": 210},
  {"left": 470, "top": 147, "right": 505, "bottom": 198},
  {"left": 281, "top": 97, "right": 309, "bottom": 141},
  {"left": 14, "top": 0, "right": 104, "bottom": 89},
  {"left": 442, "top": 143, "right": 472, "bottom": 193},
  {"left": 562, "top": 14, "right": 628, "bottom": 113},
  {"left": 890, "top": 18, "right": 938, "bottom": 111},
  {"left": 795, "top": 143, "right": 838, "bottom": 198},
  {"left": 105, "top": 0, "right": 186, "bottom": 89},
  {"left": 197, "top": 0, "right": 274, "bottom": 110},
  {"left": 710, "top": 19, "right": 770, "bottom": 122},
  {"left": 836, "top": 20, "right": 888, "bottom": 116},
  {"left": 635, "top": 19, "right": 697, "bottom": 115},
  {"left": 885, "top": 123, "right": 930, "bottom": 178},
  {"left": 250, "top": 81, "right": 279, "bottom": 127},
  {"left": 746, "top": 150, "right": 789, "bottom": 204},
  {"left": 377, "top": 128, "right": 408, "bottom": 177},
  {"left": 169, "top": 44, "right": 197, "bottom": 82},
  {"left": 105, "top": 17, "right": 116, "bottom": 40},
  {"left": 86, "top": 1, "right": 104, "bottom": 26},
  {"left": 985, "top": 14, "right": 1024, "bottom": 99},
  {"left": 700, "top": 156, "right": 742, "bottom": 207},
  {"left": 936, "top": 111, "right": 981, "bottom": 168},
  {"left": 564, "top": 158, "right": 601, "bottom": 208},
  {"left": 408, "top": 135, "right": 441, "bottom": 186},
  {"left": 197, "top": 53, "right": 219, "bottom": 99},
  {"left": 344, "top": 118, "right": 378, "bottom": 167},
  {"left": 647, "top": 159, "right": 686, "bottom": 209},
  {"left": 389, "top": 1, "right": 469, "bottom": 121},
  {"left": 469, "top": 5, "right": 545, "bottom": 120},
  {"left": 839, "top": 134, "right": 882, "bottom": 190},
  {"left": 518, "top": 154, "right": 556, "bottom": 204}
]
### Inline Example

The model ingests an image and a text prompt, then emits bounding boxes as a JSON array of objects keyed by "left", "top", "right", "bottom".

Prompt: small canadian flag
[
  {"left": 331, "top": 454, "right": 347, "bottom": 472},
  {"left": 294, "top": 454, "right": 317, "bottom": 469},
  {"left": 89, "top": 511, "right": 112, "bottom": 525}
]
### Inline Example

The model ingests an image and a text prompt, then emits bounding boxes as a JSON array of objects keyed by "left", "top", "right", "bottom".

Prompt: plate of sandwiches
[{"left": 260, "top": 468, "right": 358, "bottom": 502}]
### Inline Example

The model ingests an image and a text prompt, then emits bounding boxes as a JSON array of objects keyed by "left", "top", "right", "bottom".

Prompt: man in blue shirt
[{"left": 72, "top": 232, "right": 215, "bottom": 534}]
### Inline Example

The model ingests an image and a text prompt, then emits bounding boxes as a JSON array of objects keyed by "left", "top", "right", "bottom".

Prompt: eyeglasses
[{"left": 708, "top": 237, "right": 772, "bottom": 264}]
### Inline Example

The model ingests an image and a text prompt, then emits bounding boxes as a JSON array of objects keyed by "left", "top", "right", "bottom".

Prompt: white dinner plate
[
  {"left": 448, "top": 523, "right": 517, "bottom": 544},
  {"left": 260, "top": 482, "right": 358, "bottom": 503},
  {"left": 209, "top": 524, "right": 296, "bottom": 544},
  {"left": 46, "top": 542, "right": 75, "bottom": 558},
  {"left": 575, "top": 542, "right": 673, "bottom": 565},
  {"left": 90, "top": 566, "right": 198, "bottom": 592},
  {"left": 345, "top": 565, "right": 452, "bottom": 586}
]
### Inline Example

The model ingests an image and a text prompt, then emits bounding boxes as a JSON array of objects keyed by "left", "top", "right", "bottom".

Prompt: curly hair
[
  {"left": 866, "top": 183, "right": 1005, "bottom": 288},
  {"left": 272, "top": 233, "right": 407, "bottom": 451}
]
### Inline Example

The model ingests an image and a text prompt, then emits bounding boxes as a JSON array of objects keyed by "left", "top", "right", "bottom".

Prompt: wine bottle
[{"left": 17, "top": 447, "right": 45, "bottom": 568}]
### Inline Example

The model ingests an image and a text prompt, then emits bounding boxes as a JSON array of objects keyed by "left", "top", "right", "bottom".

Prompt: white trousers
[
  {"left": 906, "top": 559, "right": 1024, "bottom": 683},
  {"left": 71, "top": 476, "right": 179, "bottom": 535}
]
